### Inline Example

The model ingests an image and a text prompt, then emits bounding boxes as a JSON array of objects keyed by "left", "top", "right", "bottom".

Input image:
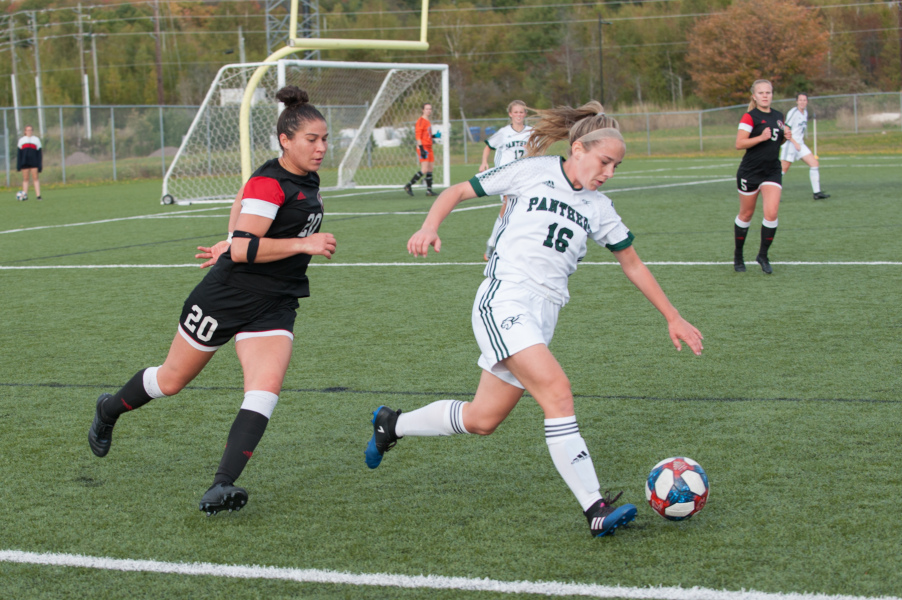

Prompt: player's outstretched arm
[
  {"left": 407, "top": 181, "right": 478, "bottom": 257},
  {"left": 613, "top": 246, "right": 704, "bottom": 355}
]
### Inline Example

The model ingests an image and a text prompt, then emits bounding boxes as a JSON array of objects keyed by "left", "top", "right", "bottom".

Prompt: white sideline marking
[
  {"left": 1, "top": 550, "right": 897, "bottom": 600},
  {"left": 1, "top": 261, "right": 900, "bottom": 271}
]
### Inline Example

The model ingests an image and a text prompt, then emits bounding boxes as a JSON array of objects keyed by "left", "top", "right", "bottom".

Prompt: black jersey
[
  {"left": 737, "top": 107, "right": 786, "bottom": 173},
  {"left": 210, "top": 158, "right": 324, "bottom": 298}
]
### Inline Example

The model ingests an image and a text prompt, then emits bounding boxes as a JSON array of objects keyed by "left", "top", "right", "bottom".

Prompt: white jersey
[
  {"left": 485, "top": 124, "right": 533, "bottom": 168},
  {"left": 471, "top": 155, "right": 633, "bottom": 305},
  {"left": 784, "top": 107, "right": 808, "bottom": 144}
]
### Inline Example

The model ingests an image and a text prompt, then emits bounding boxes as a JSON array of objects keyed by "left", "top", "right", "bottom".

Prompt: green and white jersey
[
  {"left": 470, "top": 155, "right": 634, "bottom": 305},
  {"left": 486, "top": 124, "right": 533, "bottom": 168},
  {"left": 784, "top": 107, "right": 808, "bottom": 143}
]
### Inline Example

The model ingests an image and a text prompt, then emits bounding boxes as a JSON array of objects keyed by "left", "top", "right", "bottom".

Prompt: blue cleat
[
  {"left": 585, "top": 492, "right": 637, "bottom": 537},
  {"left": 365, "top": 406, "right": 401, "bottom": 469}
]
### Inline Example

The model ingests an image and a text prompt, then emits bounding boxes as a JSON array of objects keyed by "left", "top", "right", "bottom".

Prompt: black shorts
[
  {"left": 177, "top": 275, "right": 299, "bottom": 351},
  {"left": 737, "top": 165, "right": 782, "bottom": 195}
]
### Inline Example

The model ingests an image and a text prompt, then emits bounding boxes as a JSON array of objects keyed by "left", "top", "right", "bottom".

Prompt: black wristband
[
  {"left": 231, "top": 230, "right": 260, "bottom": 264},
  {"left": 246, "top": 237, "right": 260, "bottom": 264}
]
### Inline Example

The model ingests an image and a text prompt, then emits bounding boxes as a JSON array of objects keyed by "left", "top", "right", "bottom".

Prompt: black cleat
[
  {"left": 365, "top": 405, "right": 401, "bottom": 469},
  {"left": 403, "top": 183, "right": 414, "bottom": 197},
  {"left": 734, "top": 255, "right": 746, "bottom": 272},
  {"left": 813, "top": 191, "right": 830, "bottom": 200},
  {"left": 199, "top": 483, "right": 248, "bottom": 516},
  {"left": 756, "top": 254, "right": 773, "bottom": 274},
  {"left": 88, "top": 393, "right": 117, "bottom": 457},
  {"left": 425, "top": 189, "right": 437, "bottom": 197},
  {"left": 585, "top": 492, "right": 637, "bottom": 537}
]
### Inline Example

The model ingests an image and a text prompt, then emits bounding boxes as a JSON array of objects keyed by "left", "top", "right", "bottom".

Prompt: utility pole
[
  {"left": 91, "top": 34, "right": 100, "bottom": 102},
  {"left": 31, "top": 11, "right": 45, "bottom": 136},
  {"left": 598, "top": 16, "right": 612, "bottom": 105},
  {"left": 9, "top": 16, "right": 21, "bottom": 133},
  {"left": 77, "top": 3, "right": 91, "bottom": 138},
  {"left": 152, "top": 0, "right": 164, "bottom": 104}
]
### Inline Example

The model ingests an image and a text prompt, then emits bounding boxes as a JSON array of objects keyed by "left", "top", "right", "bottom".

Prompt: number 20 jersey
[
  {"left": 470, "top": 155, "right": 634, "bottom": 305},
  {"left": 211, "top": 158, "right": 324, "bottom": 298}
]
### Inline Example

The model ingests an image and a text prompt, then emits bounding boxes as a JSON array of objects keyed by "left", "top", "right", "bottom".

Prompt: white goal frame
[{"left": 161, "top": 60, "right": 450, "bottom": 205}]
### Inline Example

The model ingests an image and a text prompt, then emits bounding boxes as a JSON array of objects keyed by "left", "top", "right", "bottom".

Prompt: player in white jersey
[
  {"left": 364, "top": 101, "right": 704, "bottom": 539},
  {"left": 479, "top": 100, "right": 533, "bottom": 260},
  {"left": 779, "top": 93, "right": 830, "bottom": 200}
]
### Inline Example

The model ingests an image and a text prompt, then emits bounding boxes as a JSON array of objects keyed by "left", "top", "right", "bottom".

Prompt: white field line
[
  {"left": 2, "top": 162, "right": 898, "bottom": 238},
  {"left": 1, "top": 550, "right": 898, "bottom": 600},
  {"left": 1, "top": 261, "right": 901, "bottom": 271},
  {"left": 1, "top": 261, "right": 900, "bottom": 270}
]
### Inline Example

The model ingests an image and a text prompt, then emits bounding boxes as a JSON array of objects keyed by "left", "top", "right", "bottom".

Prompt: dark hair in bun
[{"left": 275, "top": 86, "right": 325, "bottom": 147}]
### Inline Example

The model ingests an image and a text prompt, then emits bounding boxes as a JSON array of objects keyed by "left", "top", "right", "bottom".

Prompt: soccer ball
[
  {"left": 645, "top": 457, "right": 709, "bottom": 521},
  {"left": 16, "top": 191, "right": 27, "bottom": 201}
]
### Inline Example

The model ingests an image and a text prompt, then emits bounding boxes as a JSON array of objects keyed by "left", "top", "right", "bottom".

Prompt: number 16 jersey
[{"left": 470, "top": 155, "right": 634, "bottom": 305}]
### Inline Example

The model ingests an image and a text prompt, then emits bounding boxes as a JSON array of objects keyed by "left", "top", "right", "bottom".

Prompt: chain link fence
[{"left": 3, "top": 92, "right": 900, "bottom": 190}]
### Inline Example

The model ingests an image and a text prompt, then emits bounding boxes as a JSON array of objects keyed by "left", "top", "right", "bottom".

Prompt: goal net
[{"left": 162, "top": 60, "right": 449, "bottom": 204}]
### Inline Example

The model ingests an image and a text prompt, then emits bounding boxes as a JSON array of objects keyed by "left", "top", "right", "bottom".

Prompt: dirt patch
[
  {"left": 148, "top": 146, "right": 180, "bottom": 158},
  {"left": 66, "top": 151, "right": 99, "bottom": 166}
]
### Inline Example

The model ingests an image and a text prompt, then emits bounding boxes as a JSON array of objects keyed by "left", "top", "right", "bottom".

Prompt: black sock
[
  {"left": 759, "top": 225, "right": 777, "bottom": 257},
  {"left": 734, "top": 223, "right": 749, "bottom": 257},
  {"left": 213, "top": 409, "right": 270, "bottom": 486},
  {"left": 408, "top": 171, "right": 423, "bottom": 186},
  {"left": 102, "top": 368, "right": 155, "bottom": 421},
  {"left": 425, "top": 172, "right": 433, "bottom": 191}
]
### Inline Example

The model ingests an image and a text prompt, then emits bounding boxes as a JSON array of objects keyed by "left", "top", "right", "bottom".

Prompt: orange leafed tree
[{"left": 687, "top": 0, "right": 829, "bottom": 105}]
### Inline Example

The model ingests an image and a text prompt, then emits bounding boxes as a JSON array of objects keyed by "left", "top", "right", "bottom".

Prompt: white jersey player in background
[
  {"left": 364, "top": 101, "right": 704, "bottom": 539},
  {"left": 780, "top": 93, "right": 830, "bottom": 200},
  {"left": 479, "top": 100, "right": 533, "bottom": 260}
]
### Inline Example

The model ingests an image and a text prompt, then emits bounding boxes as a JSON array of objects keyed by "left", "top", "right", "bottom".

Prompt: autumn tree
[{"left": 686, "top": 0, "right": 829, "bottom": 105}]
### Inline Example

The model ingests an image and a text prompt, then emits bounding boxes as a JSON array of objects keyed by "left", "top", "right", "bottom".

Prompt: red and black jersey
[
  {"left": 210, "top": 158, "right": 324, "bottom": 298},
  {"left": 17, "top": 135, "right": 42, "bottom": 171},
  {"left": 737, "top": 108, "right": 786, "bottom": 173}
]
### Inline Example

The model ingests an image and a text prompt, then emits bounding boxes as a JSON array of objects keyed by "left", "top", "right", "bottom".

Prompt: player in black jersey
[
  {"left": 733, "top": 79, "right": 792, "bottom": 274},
  {"left": 88, "top": 86, "right": 337, "bottom": 515}
]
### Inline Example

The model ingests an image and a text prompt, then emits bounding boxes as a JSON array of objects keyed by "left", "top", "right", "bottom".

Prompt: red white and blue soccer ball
[{"left": 645, "top": 457, "right": 709, "bottom": 520}]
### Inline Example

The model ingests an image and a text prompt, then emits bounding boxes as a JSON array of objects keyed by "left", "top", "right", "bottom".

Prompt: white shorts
[
  {"left": 779, "top": 141, "right": 812, "bottom": 163},
  {"left": 471, "top": 278, "right": 560, "bottom": 388}
]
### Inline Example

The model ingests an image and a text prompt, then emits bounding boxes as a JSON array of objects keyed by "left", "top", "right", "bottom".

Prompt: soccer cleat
[
  {"left": 88, "top": 393, "right": 117, "bottom": 457},
  {"left": 584, "top": 492, "right": 637, "bottom": 537},
  {"left": 403, "top": 183, "right": 414, "bottom": 197},
  {"left": 199, "top": 483, "right": 248, "bottom": 516},
  {"left": 365, "top": 405, "right": 401, "bottom": 469},
  {"left": 425, "top": 189, "right": 437, "bottom": 196},
  {"left": 733, "top": 254, "right": 746, "bottom": 272},
  {"left": 756, "top": 254, "right": 773, "bottom": 274},
  {"left": 813, "top": 191, "right": 830, "bottom": 200}
]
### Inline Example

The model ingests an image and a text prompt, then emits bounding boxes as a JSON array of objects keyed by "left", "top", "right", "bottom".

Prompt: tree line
[{"left": 1, "top": 0, "right": 899, "bottom": 117}]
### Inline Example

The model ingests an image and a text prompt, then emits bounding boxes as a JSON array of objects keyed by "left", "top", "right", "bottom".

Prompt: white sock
[
  {"left": 735, "top": 216, "right": 751, "bottom": 228},
  {"left": 241, "top": 390, "right": 279, "bottom": 418},
  {"left": 395, "top": 399, "right": 469, "bottom": 437},
  {"left": 545, "top": 416, "right": 602, "bottom": 512},
  {"left": 809, "top": 167, "right": 821, "bottom": 193},
  {"left": 142, "top": 366, "right": 168, "bottom": 399}
]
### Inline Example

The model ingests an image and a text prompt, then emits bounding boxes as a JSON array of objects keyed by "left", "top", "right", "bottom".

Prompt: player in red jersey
[
  {"left": 733, "top": 79, "right": 792, "bottom": 274},
  {"left": 88, "top": 86, "right": 337, "bottom": 515}
]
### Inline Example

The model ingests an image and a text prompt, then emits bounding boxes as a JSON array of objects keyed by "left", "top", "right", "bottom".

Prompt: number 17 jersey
[{"left": 470, "top": 155, "right": 634, "bottom": 305}]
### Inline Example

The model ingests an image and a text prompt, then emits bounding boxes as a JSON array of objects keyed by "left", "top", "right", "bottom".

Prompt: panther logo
[{"left": 500, "top": 314, "right": 524, "bottom": 330}]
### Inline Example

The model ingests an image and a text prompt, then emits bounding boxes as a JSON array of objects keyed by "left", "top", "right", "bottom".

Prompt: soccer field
[{"left": 1, "top": 155, "right": 900, "bottom": 599}]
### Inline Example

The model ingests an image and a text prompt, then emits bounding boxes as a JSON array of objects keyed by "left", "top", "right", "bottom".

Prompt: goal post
[{"left": 161, "top": 60, "right": 449, "bottom": 205}]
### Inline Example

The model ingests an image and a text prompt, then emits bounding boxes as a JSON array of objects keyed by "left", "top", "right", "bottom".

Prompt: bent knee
[{"left": 467, "top": 422, "right": 499, "bottom": 436}]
